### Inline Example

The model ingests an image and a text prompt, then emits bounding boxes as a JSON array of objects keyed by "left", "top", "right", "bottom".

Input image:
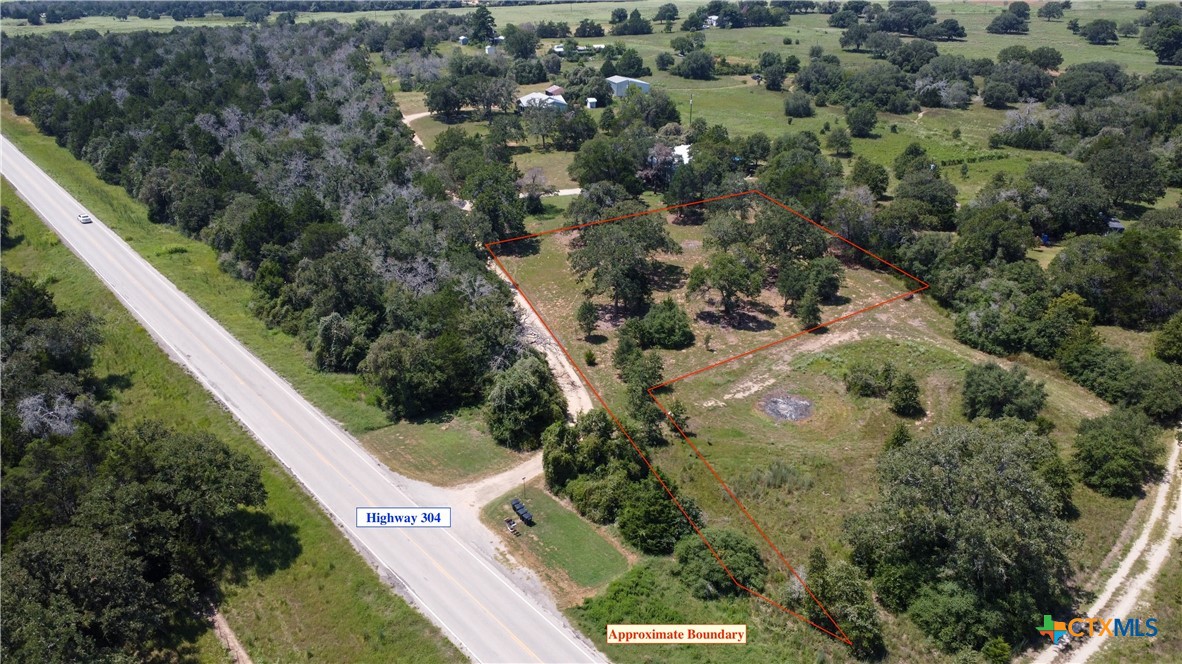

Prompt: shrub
[
  {"left": 844, "top": 361, "right": 895, "bottom": 397},
  {"left": 1155, "top": 311, "right": 1182, "bottom": 364},
  {"left": 908, "top": 582, "right": 1003, "bottom": 652},
  {"left": 1074, "top": 408, "right": 1164, "bottom": 498},
  {"left": 962, "top": 362, "right": 1047, "bottom": 421},
  {"left": 889, "top": 372, "right": 924, "bottom": 417},
  {"left": 674, "top": 529, "right": 767, "bottom": 599},
  {"left": 638, "top": 297, "right": 694, "bottom": 349},
  {"left": 784, "top": 91, "right": 815, "bottom": 118},
  {"left": 618, "top": 477, "right": 698, "bottom": 554}
]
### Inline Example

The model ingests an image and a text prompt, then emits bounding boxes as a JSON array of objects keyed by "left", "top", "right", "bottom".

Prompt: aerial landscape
[{"left": 1, "top": 1, "right": 1180, "bottom": 663}]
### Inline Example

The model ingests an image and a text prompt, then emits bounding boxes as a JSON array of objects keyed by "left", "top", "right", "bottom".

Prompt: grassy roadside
[
  {"left": 360, "top": 408, "right": 522, "bottom": 487},
  {"left": 481, "top": 483, "right": 629, "bottom": 603},
  {"left": 2, "top": 178, "right": 464, "bottom": 663}
]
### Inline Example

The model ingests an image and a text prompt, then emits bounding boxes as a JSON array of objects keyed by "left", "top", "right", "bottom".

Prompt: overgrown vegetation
[{"left": 1, "top": 268, "right": 267, "bottom": 660}]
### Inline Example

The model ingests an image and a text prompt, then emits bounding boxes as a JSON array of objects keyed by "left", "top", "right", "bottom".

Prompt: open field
[
  {"left": 4, "top": 0, "right": 1164, "bottom": 78},
  {"left": 1, "top": 178, "right": 462, "bottom": 663},
  {"left": 482, "top": 484, "right": 629, "bottom": 602}
]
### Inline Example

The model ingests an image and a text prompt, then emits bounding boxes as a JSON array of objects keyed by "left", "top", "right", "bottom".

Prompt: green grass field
[
  {"left": 361, "top": 408, "right": 524, "bottom": 487},
  {"left": 482, "top": 484, "right": 629, "bottom": 594},
  {"left": 1, "top": 178, "right": 463, "bottom": 664}
]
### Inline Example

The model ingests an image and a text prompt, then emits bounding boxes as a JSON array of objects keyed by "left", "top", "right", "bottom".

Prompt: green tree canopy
[
  {"left": 962, "top": 362, "right": 1047, "bottom": 421},
  {"left": 674, "top": 528, "right": 767, "bottom": 599},
  {"left": 1074, "top": 408, "right": 1164, "bottom": 498},
  {"left": 484, "top": 354, "right": 567, "bottom": 451}
]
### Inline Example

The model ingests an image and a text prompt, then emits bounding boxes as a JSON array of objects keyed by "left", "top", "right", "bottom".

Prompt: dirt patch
[
  {"left": 760, "top": 391, "right": 814, "bottom": 422},
  {"left": 724, "top": 376, "right": 775, "bottom": 400}
]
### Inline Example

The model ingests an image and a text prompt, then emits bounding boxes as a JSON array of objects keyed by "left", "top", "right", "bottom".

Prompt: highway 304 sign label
[{"left": 356, "top": 507, "right": 452, "bottom": 528}]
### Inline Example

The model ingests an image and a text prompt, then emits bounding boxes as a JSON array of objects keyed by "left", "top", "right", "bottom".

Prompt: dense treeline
[
  {"left": 0, "top": 1, "right": 612, "bottom": 23},
  {"left": 1, "top": 267, "right": 274, "bottom": 662},
  {"left": 1, "top": 21, "right": 541, "bottom": 425}
]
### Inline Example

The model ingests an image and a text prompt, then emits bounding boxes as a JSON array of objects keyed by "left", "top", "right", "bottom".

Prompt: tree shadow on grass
[
  {"left": 650, "top": 262, "right": 687, "bottom": 292},
  {"left": 696, "top": 309, "right": 775, "bottom": 332},
  {"left": 824, "top": 293, "right": 851, "bottom": 307},
  {"left": 495, "top": 236, "right": 540, "bottom": 257},
  {"left": 218, "top": 509, "right": 303, "bottom": 587}
]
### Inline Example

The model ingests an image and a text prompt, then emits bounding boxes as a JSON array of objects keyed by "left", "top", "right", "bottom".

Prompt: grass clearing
[
  {"left": 361, "top": 408, "right": 523, "bottom": 487},
  {"left": 482, "top": 484, "right": 629, "bottom": 600},
  {"left": 1, "top": 178, "right": 463, "bottom": 663}
]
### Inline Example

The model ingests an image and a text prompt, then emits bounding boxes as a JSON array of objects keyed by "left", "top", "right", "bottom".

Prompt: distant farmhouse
[
  {"left": 519, "top": 91, "right": 568, "bottom": 112},
  {"left": 606, "top": 75, "right": 650, "bottom": 98}
]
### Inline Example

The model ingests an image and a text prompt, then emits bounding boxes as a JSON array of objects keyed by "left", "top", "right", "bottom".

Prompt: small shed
[
  {"left": 593, "top": 44, "right": 606, "bottom": 52},
  {"left": 485, "top": 45, "right": 496, "bottom": 55},
  {"left": 673, "top": 144, "right": 691, "bottom": 165},
  {"left": 552, "top": 44, "right": 564, "bottom": 54},
  {"left": 586, "top": 97, "right": 598, "bottom": 109},
  {"left": 458, "top": 35, "right": 468, "bottom": 45},
  {"left": 606, "top": 75, "right": 651, "bottom": 97},
  {"left": 545, "top": 84, "right": 565, "bottom": 97}
]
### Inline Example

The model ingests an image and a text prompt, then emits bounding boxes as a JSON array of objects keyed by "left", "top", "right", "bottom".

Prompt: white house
[
  {"left": 552, "top": 44, "right": 565, "bottom": 54},
  {"left": 586, "top": 97, "right": 598, "bottom": 109},
  {"left": 673, "top": 144, "right": 691, "bottom": 165},
  {"left": 519, "top": 92, "right": 568, "bottom": 112},
  {"left": 458, "top": 35, "right": 468, "bottom": 45},
  {"left": 485, "top": 45, "right": 496, "bottom": 55},
  {"left": 593, "top": 44, "right": 606, "bottom": 52},
  {"left": 606, "top": 75, "right": 651, "bottom": 97},
  {"left": 705, "top": 15, "right": 720, "bottom": 28}
]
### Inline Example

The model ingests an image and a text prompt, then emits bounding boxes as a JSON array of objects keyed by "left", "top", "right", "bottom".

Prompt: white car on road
[{"left": 76, "top": 213, "right": 93, "bottom": 224}]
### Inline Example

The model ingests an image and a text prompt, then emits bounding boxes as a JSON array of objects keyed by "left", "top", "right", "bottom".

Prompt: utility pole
[{"left": 689, "top": 94, "right": 694, "bottom": 125}]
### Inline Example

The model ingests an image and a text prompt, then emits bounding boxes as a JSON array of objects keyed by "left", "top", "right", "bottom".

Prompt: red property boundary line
[{"left": 485, "top": 190, "right": 929, "bottom": 647}]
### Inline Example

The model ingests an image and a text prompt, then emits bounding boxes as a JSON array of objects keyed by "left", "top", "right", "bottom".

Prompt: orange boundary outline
[{"left": 485, "top": 190, "right": 930, "bottom": 647}]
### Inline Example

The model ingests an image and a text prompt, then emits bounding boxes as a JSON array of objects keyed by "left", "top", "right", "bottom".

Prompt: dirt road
[{"left": 1031, "top": 428, "right": 1182, "bottom": 663}]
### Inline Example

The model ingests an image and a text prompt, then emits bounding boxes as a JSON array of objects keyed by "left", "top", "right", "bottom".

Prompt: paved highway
[{"left": 2, "top": 136, "right": 605, "bottom": 664}]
